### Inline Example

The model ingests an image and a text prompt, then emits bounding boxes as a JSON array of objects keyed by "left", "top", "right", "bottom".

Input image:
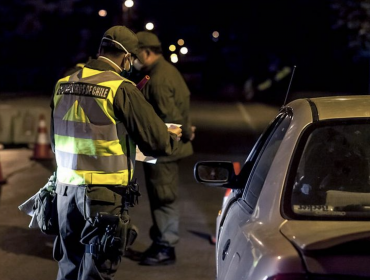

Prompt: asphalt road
[{"left": 0, "top": 96, "right": 278, "bottom": 280}]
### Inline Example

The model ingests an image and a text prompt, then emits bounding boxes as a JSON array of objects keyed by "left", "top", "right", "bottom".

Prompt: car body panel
[
  {"left": 217, "top": 200, "right": 306, "bottom": 280},
  {"left": 280, "top": 221, "right": 370, "bottom": 277},
  {"left": 280, "top": 221, "right": 370, "bottom": 251},
  {"left": 314, "top": 96, "right": 370, "bottom": 120}
]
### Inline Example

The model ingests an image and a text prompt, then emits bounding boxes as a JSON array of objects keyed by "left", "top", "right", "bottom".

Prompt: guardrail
[{"left": 0, "top": 101, "right": 51, "bottom": 145}]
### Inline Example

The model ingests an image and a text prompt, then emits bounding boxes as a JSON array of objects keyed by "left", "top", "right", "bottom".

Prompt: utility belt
[{"left": 89, "top": 179, "right": 141, "bottom": 211}]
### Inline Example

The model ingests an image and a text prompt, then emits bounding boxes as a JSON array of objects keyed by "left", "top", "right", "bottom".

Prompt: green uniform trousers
[
  {"left": 143, "top": 160, "right": 180, "bottom": 247},
  {"left": 54, "top": 184, "right": 125, "bottom": 280}
]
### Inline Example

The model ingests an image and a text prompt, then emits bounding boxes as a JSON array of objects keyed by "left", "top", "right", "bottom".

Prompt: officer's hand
[
  {"left": 190, "top": 126, "right": 196, "bottom": 141},
  {"left": 168, "top": 125, "right": 182, "bottom": 141}
]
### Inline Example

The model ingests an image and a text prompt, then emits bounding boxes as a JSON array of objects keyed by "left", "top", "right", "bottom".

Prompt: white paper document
[
  {"left": 135, "top": 123, "right": 181, "bottom": 164},
  {"left": 165, "top": 123, "right": 182, "bottom": 128},
  {"left": 135, "top": 147, "right": 157, "bottom": 164}
]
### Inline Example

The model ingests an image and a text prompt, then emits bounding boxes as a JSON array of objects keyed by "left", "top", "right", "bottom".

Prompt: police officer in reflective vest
[{"left": 50, "top": 25, "right": 182, "bottom": 280}]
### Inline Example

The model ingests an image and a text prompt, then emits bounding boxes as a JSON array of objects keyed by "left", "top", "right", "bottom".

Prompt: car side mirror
[{"left": 194, "top": 161, "right": 236, "bottom": 188}]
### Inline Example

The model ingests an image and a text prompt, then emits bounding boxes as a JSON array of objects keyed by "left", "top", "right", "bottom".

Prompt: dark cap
[
  {"left": 101, "top": 25, "right": 138, "bottom": 55},
  {"left": 137, "top": 31, "right": 162, "bottom": 48}
]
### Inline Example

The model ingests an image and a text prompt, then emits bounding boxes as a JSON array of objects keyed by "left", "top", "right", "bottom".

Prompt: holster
[
  {"left": 86, "top": 211, "right": 138, "bottom": 261},
  {"left": 123, "top": 178, "right": 141, "bottom": 208}
]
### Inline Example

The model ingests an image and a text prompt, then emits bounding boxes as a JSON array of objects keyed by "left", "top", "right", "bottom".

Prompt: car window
[
  {"left": 242, "top": 113, "right": 292, "bottom": 210},
  {"left": 290, "top": 122, "right": 370, "bottom": 220}
]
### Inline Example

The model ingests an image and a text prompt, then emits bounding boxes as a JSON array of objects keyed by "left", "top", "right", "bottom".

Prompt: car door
[{"left": 216, "top": 111, "right": 292, "bottom": 280}]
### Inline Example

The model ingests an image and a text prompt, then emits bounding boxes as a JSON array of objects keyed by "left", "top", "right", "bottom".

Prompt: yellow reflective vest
[{"left": 52, "top": 67, "right": 136, "bottom": 186}]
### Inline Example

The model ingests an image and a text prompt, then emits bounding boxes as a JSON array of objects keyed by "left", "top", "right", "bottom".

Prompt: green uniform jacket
[
  {"left": 141, "top": 56, "right": 193, "bottom": 163},
  {"left": 50, "top": 59, "right": 179, "bottom": 183}
]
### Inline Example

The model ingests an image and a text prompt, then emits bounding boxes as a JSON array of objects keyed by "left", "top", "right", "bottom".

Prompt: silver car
[{"left": 194, "top": 96, "right": 370, "bottom": 280}]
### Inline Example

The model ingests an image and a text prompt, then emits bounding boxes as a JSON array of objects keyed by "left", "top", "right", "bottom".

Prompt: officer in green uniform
[
  {"left": 133, "top": 31, "right": 195, "bottom": 266},
  {"left": 50, "top": 25, "right": 182, "bottom": 280}
]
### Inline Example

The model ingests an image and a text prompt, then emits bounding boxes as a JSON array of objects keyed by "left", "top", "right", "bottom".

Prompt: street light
[{"left": 124, "top": 0, "right": 134, "bottom": 8}]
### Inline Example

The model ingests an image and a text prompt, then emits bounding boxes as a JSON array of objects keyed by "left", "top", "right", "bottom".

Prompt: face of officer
[
  {"left": 134, "top": 48, "right": 150, "bottom": 71},
  {"left": 133, "top": 58, "right": 144, "bottom": 71}
]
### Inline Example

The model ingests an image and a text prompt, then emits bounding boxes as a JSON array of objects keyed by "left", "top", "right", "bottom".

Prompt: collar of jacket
[{"left": 84, "top": 58, "right": 119, "bottom": 73}]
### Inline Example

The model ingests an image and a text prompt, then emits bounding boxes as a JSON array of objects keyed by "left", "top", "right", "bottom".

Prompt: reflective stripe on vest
[{"left": 53, "top": 68, "right": 136, "bottom": 186}]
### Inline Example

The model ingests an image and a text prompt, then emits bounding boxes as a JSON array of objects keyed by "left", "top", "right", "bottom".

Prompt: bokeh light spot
[
  {"left": 124, "top": 0, "right": 134, "bottom": 8},
  {"left": 212, "top": 31, "right": 220, "bottom": 38},
  {"left": 170, "top": 53, "right": 178, "bottom": 63},
  {"left": 180, "top": 47, "right": 188, "bottom": 54},
  {"left": 145, "top": 22, "right": 154, "bottom": 30},
  {"left": 98, "top": 10, "right": 107, "bottom": 17}
]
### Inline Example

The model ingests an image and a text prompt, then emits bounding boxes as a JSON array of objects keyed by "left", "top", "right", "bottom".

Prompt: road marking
[{"left": 236, "top": 102, "right": 256, "bottom": 131}]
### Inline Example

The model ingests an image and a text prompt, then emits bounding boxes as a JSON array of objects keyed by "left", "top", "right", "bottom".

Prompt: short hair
[{"left": 100, "top": 45, "right": 125, "bottom": 58}]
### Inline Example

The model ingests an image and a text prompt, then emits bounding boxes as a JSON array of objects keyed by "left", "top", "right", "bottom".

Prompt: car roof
[{"left": 287, "top": 95, "right": 370, "bottom": 120}]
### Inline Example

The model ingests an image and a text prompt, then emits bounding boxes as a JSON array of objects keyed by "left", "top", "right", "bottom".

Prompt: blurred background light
[
  {"left": 212, "top": 31, "right": 219, "bottom": 39},
  {"left": 170, "top": 53, "right": 178, "bottom": 63},
  {"left": 180, "top": 47, "right": 188, "bottom": 54},
  {"left": 145, "top": 22, "right": 154, "bottom": 30},
  {"left": 98, "top": 9, "right": 107, "bottom": 17},
  {"left": 124, "top": 0, "right": 134, "bottom": 8},
  {"left": 177, "top": 39, "right": 185, "bottom": 46},
  {"left": 169, "top": 44, "right": 176, "bottom": 52},
  {"left": 211, "top": 31, "right": 220, "bottom": 42}
]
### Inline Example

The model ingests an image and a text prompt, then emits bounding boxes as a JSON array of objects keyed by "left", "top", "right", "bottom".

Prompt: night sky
[{"left": 1, "top": 0, "right": 369, "bottom": 103}]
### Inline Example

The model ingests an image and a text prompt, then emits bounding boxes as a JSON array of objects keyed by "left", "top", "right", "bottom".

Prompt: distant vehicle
[{"left": 194, "top": 96, "right": 370, "bottom": 280}]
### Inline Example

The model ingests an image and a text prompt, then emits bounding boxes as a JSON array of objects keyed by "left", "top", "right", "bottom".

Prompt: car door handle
[{"left": 222, "top": 239, "right": 231, "bottom": 261}]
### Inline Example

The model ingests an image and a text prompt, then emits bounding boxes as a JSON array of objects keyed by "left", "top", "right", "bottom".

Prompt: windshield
[{"left": 290, "top": 122, "right": 370, "bottom": 219}]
